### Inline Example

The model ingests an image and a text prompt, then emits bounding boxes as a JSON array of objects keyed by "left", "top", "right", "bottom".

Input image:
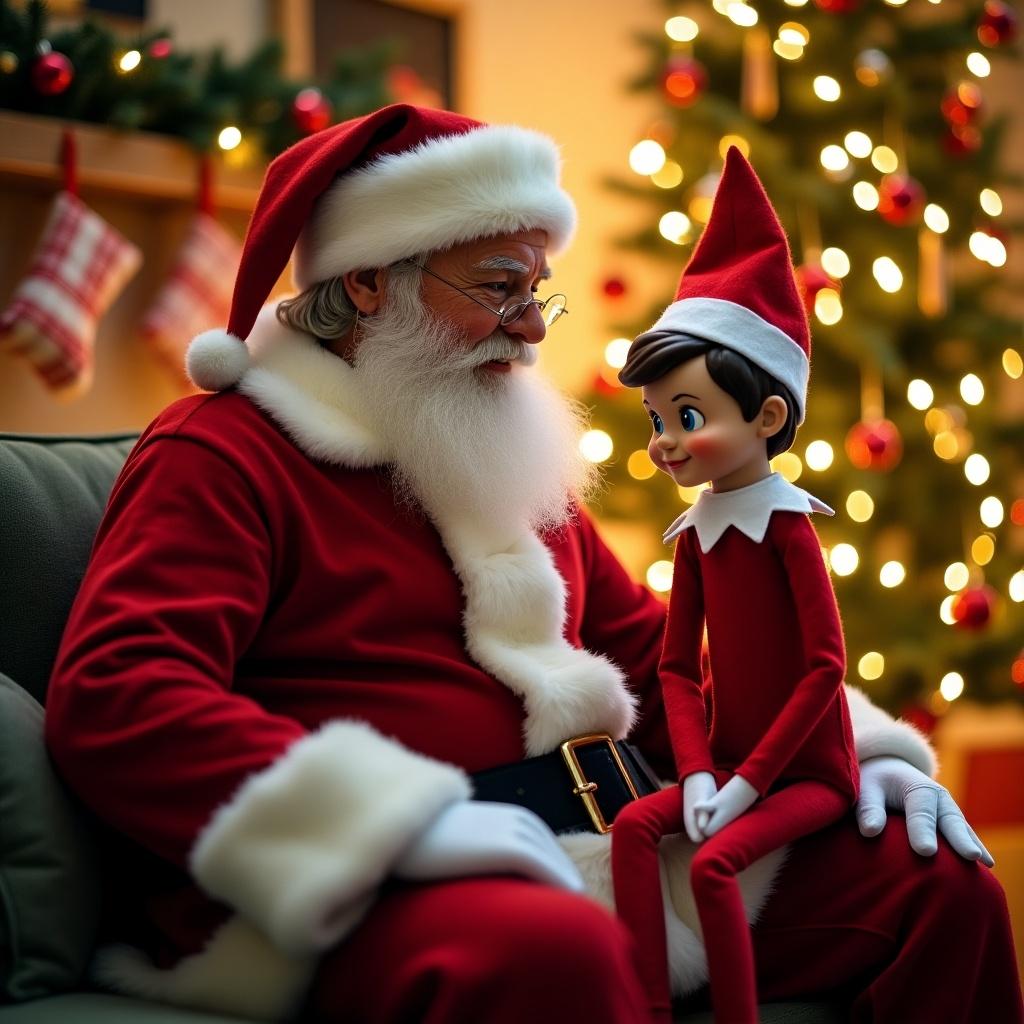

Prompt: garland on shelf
[{"left": 0, "top": 0, "right": 409, "bottom": 158}]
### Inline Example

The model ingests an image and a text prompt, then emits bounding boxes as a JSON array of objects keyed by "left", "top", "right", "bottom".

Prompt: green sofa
[{"left": 0, "top": 431, "right": 843, "bottom": 1023}]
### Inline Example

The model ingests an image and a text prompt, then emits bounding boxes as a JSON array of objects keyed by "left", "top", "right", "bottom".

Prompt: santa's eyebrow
[{"left": 473, "top": 256, "right": 553, "bottom": 280}]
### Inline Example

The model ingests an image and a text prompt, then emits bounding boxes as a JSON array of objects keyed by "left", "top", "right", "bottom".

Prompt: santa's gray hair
[{"left": 276, "top": 260, "right": 424, "bottom": 341}]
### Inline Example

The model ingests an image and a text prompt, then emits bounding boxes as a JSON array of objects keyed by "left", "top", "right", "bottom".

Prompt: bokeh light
[{"left": 880, "top": 561, "right": 906, "bottom": 588}]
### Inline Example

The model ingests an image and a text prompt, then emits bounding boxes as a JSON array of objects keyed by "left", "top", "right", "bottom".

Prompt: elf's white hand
[
  {"left": 693, "top": 774, "right": 759, "bottom": 839},
  {"left": 393, "top": 800, "right": 586, "bottom": 892},
  {"left": 682, "top": 771, "right": 718, "bottom": 843},
  {"left": 856, "top": 756, "right": 994, "bottom": 866}
]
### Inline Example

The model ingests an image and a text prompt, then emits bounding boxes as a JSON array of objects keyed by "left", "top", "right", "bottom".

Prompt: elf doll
[{"left": 610, "top": 147, "right": 859, "bottom": 1024}]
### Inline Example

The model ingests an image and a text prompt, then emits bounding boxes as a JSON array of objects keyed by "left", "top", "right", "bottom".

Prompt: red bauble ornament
[
  {"left": 813, "top": 0, "right": 861, "bottom": 11},
  {"left": 978, "top": 0, "right": 1018, "bottom": 46},
  {"left": 602, "top": 276, "right": 628, "bottom": 299},
  {"left": 942, "top": 123, "right": 983, "bottom": 158},
  {"left": 661, "top": 56, "right": 708, "bottom": 108},
  {"left": 148, "top": 38, "right": 173, "bottom": 59},
  {"left": 877, "top": 175, "right": 926, "bottom": 227},
  {"left": 844, "top": 418, "right": 903, "bottom": 472},
  {"left": 31, "top": 51, "right": 73, "bottom": 96},
  {"left": 291, "top": 88, "right": 333, "bottom": 134},
  {"left": 593, "top": 370, "right": 622, "bottom": 397},
  {"left": 940, "top": 82, "right": 984, "bottom": 126},
  {"left": 795, "top": 264, "right": 838, "bottom": 312},
  {"left": 1012, "top": 650, "right": 1024, "bottom": 689},
  {"left": 951, "top": 584, "right": 997, "bottom": 631}
]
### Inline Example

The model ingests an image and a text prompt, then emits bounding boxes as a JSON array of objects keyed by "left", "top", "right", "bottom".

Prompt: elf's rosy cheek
[{"left": 684, "top": 434, "right": 721, "bottom": 459}]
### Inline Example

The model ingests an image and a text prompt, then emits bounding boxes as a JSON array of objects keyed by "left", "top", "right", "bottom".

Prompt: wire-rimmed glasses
[{"left": 414, "top": 262, "right": 569, "bottom": 328}]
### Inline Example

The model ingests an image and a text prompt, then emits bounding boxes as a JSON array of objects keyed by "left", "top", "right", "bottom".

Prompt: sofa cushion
[
  {"left": 0, "top": 433, "right": 136, "bottom": 705},
  {"left": 0, "top": 992, "right": 255, "bottom": 1022},
  {"left": 0, "top": 673, "right": 101, "bottom": 1002}
]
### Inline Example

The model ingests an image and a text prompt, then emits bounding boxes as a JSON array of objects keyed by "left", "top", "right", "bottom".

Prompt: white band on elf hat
[
  {"left": 647, "top": 296, "right": 810, "bottom": 423},
  {"left": 294, "top": 124, "right": 575, "bottom": 289},
  {"left": 620, "top": 147, "right": 810, "bottom": 423}
]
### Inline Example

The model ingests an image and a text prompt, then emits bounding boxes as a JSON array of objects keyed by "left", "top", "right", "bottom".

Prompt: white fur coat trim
[
  {"left": 237, "top": 305, "right": 387, "bottom": 468},
  {"left": 92, "top": 916, "right": 316, "bottom": 1022},
  {"left": 293, "top": 124, "right": 576, "bottom": 288},
  {"left": 189, "top": 720, "right": 471, "bottom": 957},
  {"left": 845, "top": 683, "right": 936, "bottom": 776},
  {"left": 237, "top": 308, "right": 638, "bottom": 756},
  {"left": 438, "top": 517, "right": 637, "bottom": 756},
  {"left": 560, "top": 828, "right": 786, "bottom": 997}
]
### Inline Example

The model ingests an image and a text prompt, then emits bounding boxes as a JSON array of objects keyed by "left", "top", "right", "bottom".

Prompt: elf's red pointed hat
[
  {"left": 621, "top": 146, "right": 810, "bottom": 421},
  {"left": 187, "top": 103, "right": 577, "bottom": 391}
]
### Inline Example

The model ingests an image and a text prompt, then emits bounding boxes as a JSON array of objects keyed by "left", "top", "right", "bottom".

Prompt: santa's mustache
[{"left": 452, "top": 334, "right": 539, "bottom": 370}]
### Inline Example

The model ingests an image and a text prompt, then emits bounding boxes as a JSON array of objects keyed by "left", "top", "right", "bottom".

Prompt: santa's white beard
[{"left": 351, "top": 272, "right": 598, "bottom": 538}]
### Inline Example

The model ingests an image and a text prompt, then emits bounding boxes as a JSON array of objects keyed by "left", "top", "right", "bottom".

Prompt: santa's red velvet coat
[{"left": 45, "top": 309, "right": 939, "bottom": 1021}]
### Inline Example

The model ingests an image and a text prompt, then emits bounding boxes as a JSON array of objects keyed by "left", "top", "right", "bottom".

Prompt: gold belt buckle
[{"left": 559, "top": 733, "right": 639, "bottom": 834}]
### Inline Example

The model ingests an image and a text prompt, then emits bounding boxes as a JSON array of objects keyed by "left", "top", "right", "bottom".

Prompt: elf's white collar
[{"left": 663, "top": 472, "right": 833, "bottom": 552}]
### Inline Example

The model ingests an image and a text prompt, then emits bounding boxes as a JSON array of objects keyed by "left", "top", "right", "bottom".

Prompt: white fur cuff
[
  {"left": 189, "top": 721, "right": 471, "bottom": 956},
  {"left": 845, "top": 684, "right": 937, "bottom": 777}
]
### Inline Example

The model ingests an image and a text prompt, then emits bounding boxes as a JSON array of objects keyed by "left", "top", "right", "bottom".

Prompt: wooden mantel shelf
[{"left": 0, "top": 109, "right": 265, "bottom": 211}]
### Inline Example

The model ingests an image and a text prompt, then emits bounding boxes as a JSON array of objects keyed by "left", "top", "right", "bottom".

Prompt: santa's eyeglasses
[{"left": 412, "top": 262, "right": 568, "bottom": 328}]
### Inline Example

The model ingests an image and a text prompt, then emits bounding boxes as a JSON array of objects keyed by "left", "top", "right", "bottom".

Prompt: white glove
[
  {"left": 693, "top": 774, "right": 759, "bottom": 839},
  {"left": 392, "top": 800, "right": 586, "bottom": 892},
  {"left": 682, "top": 771, "right": 717, "bottom": 843},
  {"left": 856, "top": 756, "right": 994, "bottom": 866}
]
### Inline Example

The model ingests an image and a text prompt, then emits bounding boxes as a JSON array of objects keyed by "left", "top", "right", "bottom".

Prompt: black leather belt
[{"left": 471, "top": 733, "right": 662, "bottom": 835}]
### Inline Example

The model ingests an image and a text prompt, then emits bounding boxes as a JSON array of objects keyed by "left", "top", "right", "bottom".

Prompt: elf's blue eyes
[
  {"left": 650, "top": 407, "right": 705, "bottom": 434},
  {"left": 680, "top": 406, "right": 706, "bottom": 432}
]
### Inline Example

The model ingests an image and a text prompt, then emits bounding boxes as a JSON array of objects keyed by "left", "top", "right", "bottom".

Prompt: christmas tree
[{"left": 585, "top": 0, "right": 1023, "bottom": 719}]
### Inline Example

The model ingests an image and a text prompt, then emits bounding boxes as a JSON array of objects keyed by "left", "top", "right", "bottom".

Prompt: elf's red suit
[
  {"left": 611, "top": 146, "right": 1019, "bottom": 1024},
  {"left": 613, "top": 476, "right": 859, "bottom": 1023}
]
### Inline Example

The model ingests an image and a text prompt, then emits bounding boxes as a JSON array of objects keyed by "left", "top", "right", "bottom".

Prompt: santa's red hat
[
  {"left": 621, "top": 147, "right": 810, "bottom": 421},
  {"left": 187, "top": 103, "right": 576, "bottom": 391}
]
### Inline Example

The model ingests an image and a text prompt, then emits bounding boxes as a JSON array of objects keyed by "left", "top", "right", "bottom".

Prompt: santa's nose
[{"left": 504, "top": 303, "right": 547, "bottom": 345}]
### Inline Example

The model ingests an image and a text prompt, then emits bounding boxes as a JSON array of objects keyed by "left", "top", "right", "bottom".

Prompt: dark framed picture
[{"left": 274, "top": 0, "right": 456, "bottom": 110}]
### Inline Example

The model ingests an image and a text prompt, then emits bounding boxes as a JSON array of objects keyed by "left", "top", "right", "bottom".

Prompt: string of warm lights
[
  {"left": 1, "top": 4, "right": 392, "bottom": 159},
  {"left": 112, "top": 49, "right": 248, "bottom": 152}
]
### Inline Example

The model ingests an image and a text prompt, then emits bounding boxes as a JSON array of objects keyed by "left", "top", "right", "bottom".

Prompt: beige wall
[{"left": 149, "top": 0, "right": 269, "bottom": 62}]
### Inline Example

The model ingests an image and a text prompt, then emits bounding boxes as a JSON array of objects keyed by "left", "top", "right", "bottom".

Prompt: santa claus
[{"left": 45, "top": 104, "right": 1020, "bottom": 1024}]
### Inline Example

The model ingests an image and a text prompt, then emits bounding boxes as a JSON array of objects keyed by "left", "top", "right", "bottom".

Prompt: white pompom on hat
[{"left": 186, "top": 103, "right": 577, "bottom": 392}]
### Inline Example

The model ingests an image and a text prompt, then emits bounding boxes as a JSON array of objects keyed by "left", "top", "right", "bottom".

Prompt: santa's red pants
[
  {"left": 304, "top": 817, "right": 1022, "bottom": 1024},
  {"left": 612, "top": 781, "right": 851, "bottom": 1023}
]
